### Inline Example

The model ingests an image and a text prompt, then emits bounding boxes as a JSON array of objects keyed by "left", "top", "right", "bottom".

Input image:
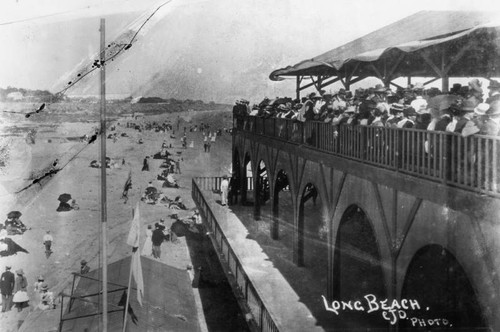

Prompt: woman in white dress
[
  {"left": 13, "top": 269, "right": 29, "bottom": 312},
  {"left": 141, "top": 225, "right": 153, "bottom": 256}
]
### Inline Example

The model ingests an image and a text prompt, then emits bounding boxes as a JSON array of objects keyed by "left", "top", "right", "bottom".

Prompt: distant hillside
[{"left": 0, "top": 100, "right": 231, "bottom": 124}]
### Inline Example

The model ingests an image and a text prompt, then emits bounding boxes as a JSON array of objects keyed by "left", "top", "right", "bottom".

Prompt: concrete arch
[
  {"left": 401, "top": 244, "right": 486, "bottom": 329},
  {"left": 330, "top": 176, "right": 393, "bottom": 296},
  {"left": 271, "top": 168, "right": 291, "bottom": 240},
  {"left": 273, "top": 152, "right": 297, "bottom": 200},
  {"left": 253, "top": 158, "right": 270, "bottom": 220},
  {"left": 241, "top": 151, "right": 253, "bottom": 205},
  {"left": 297, "top": 179, "right": 324, "bottom": 268},
  {"left": 396, "top": 201, "right": 499, "bottom": 329},
  {"left": 333, "top": 204, "right": 388, "bottom": 301}
]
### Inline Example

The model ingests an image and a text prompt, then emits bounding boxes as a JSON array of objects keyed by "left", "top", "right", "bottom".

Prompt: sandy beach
[{"left": 0, "top": 107, "right": 233, "bottom": 331}]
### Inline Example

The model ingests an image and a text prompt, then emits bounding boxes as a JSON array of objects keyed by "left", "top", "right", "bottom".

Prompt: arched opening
[
  {"left": 401, "top": 245, "right": 486, "bottom": 329},
  {"left": 254, "top": 159, "right": 270, "bottom": 220},
  {"left": 298, "top": 183, "right": 324, "bottom": 268},
  {"left": 230, "top": 149, "right": 241, "bottom": 205},
  {"left": 272, "top": 169, "right": 291, "bottom": 239},
  {"left": 333, "top": 205, "right": 387, "bottom": 327},
  {"left": 241, "top": 153, "right": 252, "bottom": 205}
]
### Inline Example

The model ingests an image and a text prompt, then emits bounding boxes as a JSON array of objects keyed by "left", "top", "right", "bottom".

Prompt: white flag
[
  {"left": 126, "top": 202, "right": 144, "bottom": 306},
  {"left": 126, "top": 203, "right": 140, "bottom": 248},
  {"left": 131, "top": 251, "right": 144, "bottom": 306}
]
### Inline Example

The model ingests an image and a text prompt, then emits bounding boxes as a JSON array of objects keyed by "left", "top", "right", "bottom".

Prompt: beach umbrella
[
  {"left": 58, "top": 193, "right": 72, "bottom": 203},
  {"left": 7, "top": 211, "right": 22, "bottom": 219}
]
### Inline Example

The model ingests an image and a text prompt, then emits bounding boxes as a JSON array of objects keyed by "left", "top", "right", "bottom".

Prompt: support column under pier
[
  {"left": 271, "top": 194, "right": 279, "bottom": 240},
  {"left": 253, "top": 175, "right": 261, "bottom": 220}
]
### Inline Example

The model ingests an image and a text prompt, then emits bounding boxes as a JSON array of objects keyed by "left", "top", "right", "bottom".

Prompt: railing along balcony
[{"left": 234, "top": 115, "right": 500, "bottom": 197}]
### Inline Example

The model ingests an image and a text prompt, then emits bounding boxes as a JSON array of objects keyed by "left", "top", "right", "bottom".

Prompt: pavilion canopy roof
[{"left": 269, "top": 11, "right": 500, "bottom": 81}]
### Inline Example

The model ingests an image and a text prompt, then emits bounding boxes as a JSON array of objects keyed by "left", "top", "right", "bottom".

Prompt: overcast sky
[{"left": 1, "top": 0, "right": 500, "bottom": 99}]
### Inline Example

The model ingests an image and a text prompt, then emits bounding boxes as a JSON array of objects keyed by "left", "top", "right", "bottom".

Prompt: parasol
[
  {"left": 58, "top": 193, "right": 72, "bottom": 203},
  {"left": 7, "top": 211, "right": 22, "bottom": 219}
]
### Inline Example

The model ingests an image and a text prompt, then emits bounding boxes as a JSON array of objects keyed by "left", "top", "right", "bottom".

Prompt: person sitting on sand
[
  {"left": 70, "top": 199, "right": 80, "bottom": 210},
  {"left": 37, "top": 283, "right": 55, "bottom": 310},
  {"left": 169, "top": 196, "right": 187, "bottom": 210},
  {"left": 6, "top": 218, "right": 28, "bottom": 235},
  {"left": 163, "top": 173, "right": 179, "bottom": 188}
]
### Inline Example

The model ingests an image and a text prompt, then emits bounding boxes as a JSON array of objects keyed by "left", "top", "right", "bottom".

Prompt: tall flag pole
[
  {"left": 99, "top": 18, "right": 108, "bottom": 331},
  {"left": 123, "top": 203, "right": 144, "bottom": 331}
]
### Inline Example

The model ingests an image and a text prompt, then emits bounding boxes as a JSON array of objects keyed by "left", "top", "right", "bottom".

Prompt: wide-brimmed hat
[
  {"left": 344, "top": 106, "right": 356, "bottom": 113},
  {"left": 307, "top": 92, "right": 316, "bottom": 98},
  {"left": 404, "top": 107, "right": 417, "bottom": 117},
  {"left": 374, "top": 84, "right": 386, "bottom": 93},
  {"left": 16, "top": 269, "right": 24, "bottom": 275},
  {"left": 81, "top": 260, "right": 87, "bottom": 265},
  {"left": 390, "top": 103, "right": 404, "bottom": 112},
  {"left": 40, "top": 283, "right": 49, "bottom": 291},
  {"left": 488, "top": 79, "right": 500, "bottom": 90},
  {"left": 451, "top": 83, "right": 462, "bottom": 91},
  {"left": 458, "top": 100, "right": 477, "bottom": 112},
  {"left": 474, "top": 103, "right": 490, "bottom": 116},
  {"left": 38, "top": 275, "right": 45, "bottom": 281},
  {"left": 468, "top": 79, "right": 483, "bottom": 93}
]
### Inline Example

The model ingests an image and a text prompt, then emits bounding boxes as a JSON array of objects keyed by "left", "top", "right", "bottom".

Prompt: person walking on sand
[
  {"left": 151, "top": 223, "right": 165, "bottom": 259},
  {"left": 203, "top": 135, "right": 208, "bottom": 152},
  {"left": 12, "top": 269, "right": 29, "bottom": 312},
  {"left": 175, "top": 157, "right": 182, "bottom": 174},
  {"left": 43, "top": 230, "right": 53, "bottom": 258},
  {"left": 142, "top": 156, "right": 150, "bottom": 171},
  {"left": 141, "top": 225, "right": 153, "bottom": 257},
  {"left": 220, "top": 175, "right": 229, "bottom": 206},
  {"left": 1, "top": 265, "right": 15, "bottom": 312}
]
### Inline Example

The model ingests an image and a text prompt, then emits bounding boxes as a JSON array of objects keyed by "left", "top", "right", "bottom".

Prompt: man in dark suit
[
  {"left": 480, "top": 101, "right": 500, "bottom": 136},
  {"left": 486, "top": 80, "right": 500, "bottom": 104},
  {"left": 152, "top": 223, "right": 166, "bottom": 259},
  {"left": 1, "top": 266, "right": 15, "bottom": 312}
]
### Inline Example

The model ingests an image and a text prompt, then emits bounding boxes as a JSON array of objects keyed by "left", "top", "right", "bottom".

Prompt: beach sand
[{"left": 0, "top": 108, "right": 233, "bottom": 331}]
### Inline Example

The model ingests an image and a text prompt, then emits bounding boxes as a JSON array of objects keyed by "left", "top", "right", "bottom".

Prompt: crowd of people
[
  {"left": 233, "top": 79, "right": 500, "bottom": 137},
  {"left": 1, "top": 212, "right": 90, "bottom": 315}
]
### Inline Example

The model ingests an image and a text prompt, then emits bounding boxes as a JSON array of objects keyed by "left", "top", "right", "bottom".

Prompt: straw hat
[{"left": 474, "top": 103, "right": 489, "bottom": 116}]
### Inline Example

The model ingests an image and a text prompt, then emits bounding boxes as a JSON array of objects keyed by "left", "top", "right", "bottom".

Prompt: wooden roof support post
[
  {"left": 386, "top": 53, "right": 406, "bottom": 84},
  {"left": 317, "top": 76, "right": 323, "bottom": 92},
  {"left": 441, "top": 49, "right": 449, "bottom": 92},
  {"left": 369, "top": 63, "right": 384, "bottom": 83},
  {"left": 296, "top": 76, "right": 301, "bottom": 100},
  {"left": 316, "top": 76, "right": 341, "bottom": 91}
]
